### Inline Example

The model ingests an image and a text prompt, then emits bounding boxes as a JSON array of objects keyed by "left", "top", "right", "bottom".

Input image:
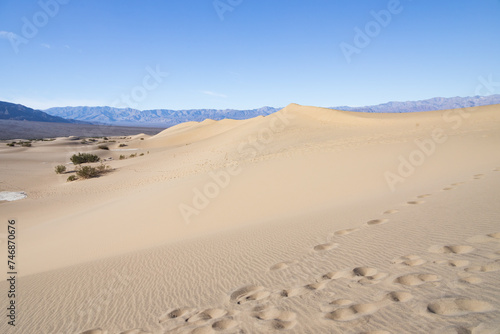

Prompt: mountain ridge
[{"left": 44, "top": 95, "right": 500, "bottom": 127}]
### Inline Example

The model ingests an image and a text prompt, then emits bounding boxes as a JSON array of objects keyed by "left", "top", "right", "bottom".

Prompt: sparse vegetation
[
  {"left": 67, "top": 175, "right": 77, "bottom": 182},
  {"left": 139, "top": 153, "right": 144, "bottom": 156},
  {"left": 98, "top": 144, "right": 109, "bottom": 150},
  {"left": 129, "top": 153, "right": 137, "bottom": 158},
  {"left": 119, "top": 143, "right": 127, "bottom": 147},
  {"left": 75, "top": 163, "right": 109, "bottom": 179},
  {"left": 6, "top": 143, "right": 15, "bottom": 147},
  {"left": 55, "top": 165, "right": 67, "bottom": 174},
  {"left": 70, "top": 153, "right": 100, "bottom": 165},
  {"left": 140, "top": 137, "right": 144, "bottom": 140},
  {"left": 119, "top": 155, "right": 126, "bottom": 160},
  {"left": 21, "top": 142, "right": 32, "bottom": 147}
]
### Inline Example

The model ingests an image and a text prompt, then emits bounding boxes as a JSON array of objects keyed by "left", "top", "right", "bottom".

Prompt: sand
[{"left": 0, "top": 103, "right": 499, "bottom": 333}]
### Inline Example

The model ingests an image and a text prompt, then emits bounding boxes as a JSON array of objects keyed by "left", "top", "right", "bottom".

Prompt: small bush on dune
[
  {"left": 21, "top": 142, "right": 31, "bottom": 147},
  {"left": 6, "top": 143, "right": 15, "bottom": 147},
  {"left": 129, "top": 153, "right": 137, "bottom": 158},
  {"left": 67, "top": 175, "right": 77, "bottom": 182},
  {"left": 70, "top": 153, "right": 100, "bottom": 165},
  {"left": 75, "top": 163, "right": 110, "bottom": 179},
  {"left": 119, "top": 155, "right": 126, "bottom": 160},
  {"left": 98, "top": 144, "right": 109, "bottom": 150},
  {"left": 55, "top": 165, "right": 67, "bottom": 174},
  {"left": 119, "top": 143, "right": 127, "bottom": 147}
]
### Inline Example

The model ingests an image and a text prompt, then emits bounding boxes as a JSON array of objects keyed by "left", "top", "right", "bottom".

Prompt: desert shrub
[
  {"left": 55, "top": 165, "right": 67, "bottom": 174},
  {"left": 140, "top": 138, "right": 144, "bottom": 140},
  {"left": 103, "top": 137, "right": 109, "bottom": 140},
  {"left": 6, "top": 143, "right": 15, "bottom": 147},
  {"left": 21, "top": 142, "right": 31, "bottom": 147},
  {"left": 119, "top": 143, "right": 127, "bottom": 147},
  {"left": 129, "top": 153, "right": 137, "bottom": 158},
  {"left": 98, "top": 144, "right": 109, "bottom": 150},
  {"left": 67, "top": 175, "right": 77, "bottom": 182},
  {"left": 70, "top": 153, "right": 100, "bottom": 165},
  {"left": 76, "top": 163, "right": 109, "bottom": 179},
  {"left": 76, "top": 166, "right": 99, "bottom": 179},
  {"left": 139, "top": 153, "right": 144, "bottom": 156},
  {"left": 119, "top": 155, "right": 126, "bottom": 160}
]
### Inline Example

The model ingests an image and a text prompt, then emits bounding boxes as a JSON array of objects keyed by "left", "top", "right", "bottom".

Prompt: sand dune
[{"left": 1, "top": 104, "right": 500, "bottom": 333}]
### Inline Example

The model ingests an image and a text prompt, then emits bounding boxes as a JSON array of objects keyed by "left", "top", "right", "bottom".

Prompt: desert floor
[{"left": 1, "top": 104, "right": 499, "bottom": 333}]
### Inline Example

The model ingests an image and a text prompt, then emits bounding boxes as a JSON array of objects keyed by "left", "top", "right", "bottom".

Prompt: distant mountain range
[
  {"left": 335, "top": 95, "right": 500, "bottom": 113},
  {"left": 0, "top": 101, "right": 79, "bottom": 123},
  {"left": 43, "top": 95, "right": 500, "bottom": 127},
  {"left": 1, "top": 95, "right": 499, "bottom": 128},
  {"left": 44, "top": 106, "right": 280, "bottom": 127}
]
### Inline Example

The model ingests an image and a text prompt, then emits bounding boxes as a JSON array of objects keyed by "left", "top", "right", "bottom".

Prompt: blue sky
[{"left": 0, "top": 0, "right": 499, "bottom": 110}]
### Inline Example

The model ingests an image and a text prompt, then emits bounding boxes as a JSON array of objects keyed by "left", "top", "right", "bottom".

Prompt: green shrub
[
  {"left": 139, "top": 153, "right": 144, "bottom": 156},
  {"left": 140, "top": 138, "right": 144, "bottom": 140},
  {"left": 104, "top": 137, "right": 109, "bottom": 140},
  {"left": 6, "top": 143, "right": 15, "bottom": 147},
  {"left": 129, "top": 153, "right": 137, "bottom": 158},
  {"left": 67, "top": 175, "right": 77, "bottom": 182},
  {"left": 76, "top": 163, "right": 109, "bottom": 179},
  {"left": 70, "top": 153, "right": 100, "bottom": 165},
  {"left": 55, "top": 165, "right": 67, "bottom": 174},
  {"left": 76, "top": 166, "right": 99, "bottom": 179},
  {"left": 21, "top": 142, "right": 31, "bottom": 147},
  {"left": 119, "top": 155, "right": 126, "bottom": 160},
  {"left": 119, "top": 143, "right": 127, "bottom": 147},
  {"left": 98, "top": 144, "right": 109, "bottom": 150}
]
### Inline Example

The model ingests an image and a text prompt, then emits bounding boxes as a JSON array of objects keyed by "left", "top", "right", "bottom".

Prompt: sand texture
[{"left": 1, "top": 104, "right": 500, "bottom": 333}]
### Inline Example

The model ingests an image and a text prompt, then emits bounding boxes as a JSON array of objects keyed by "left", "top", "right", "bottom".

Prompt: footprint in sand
[
  {"left": 313, "top": 242, "right": 339, "bottom": 251},
  {"left": 442, "top": 187, "right": 455, "bottom": 191},
  {"left": 270, "top": 261, "right": 295, "bottom": 271},
  {"left": 325, "top": 302, "right": 380, "bottom": 322},
  {"left": 417, "top": 194, "right": 431, "bottom": 198},
  {"left": 466, "top": 232, "right": 500, "bottom": 243},
  {"left": 459, "top": 276, "right": 483, "bottom": 285},
  {"left": 494, "top": 168, "right": 500, "bottom": 172},
  {"left": 334, "top": 228, "right": 359, "bottom": 236},
  {"left": 304, "top": 280, "right": 329, "bottom": 291},
  {"left": 434, "top": 260, "right": 469, "bottom": 268},
  {"left": 159, "top": 307, "right": 196, "bottom": 322},
  {"left": 252, "top": 306, "right": 297, "bottom": 330},
  {"left": 428, "top": 245, "right": 475, "bottom": 254},
  {"left": 80, "top": 330, "right": 106, "bottom": 334},
  {"left": 186, "top": 309, "right": 229, "bottom": 323},
  {"left": 352, "top": 267, "right": 388, "bottom": 284},
  {"left": 392, "top": 255, "right": 426, "bottom": 267},
  {"left": 322, "top": 271, "right": 353, "bottom": 280},
  {"left": 427, "top": 298, "right": 494, "bottom": 316},
  {"left": 473, "top": 174, "right": 484, "bottom": 179},
  {"left": 394, "top": 273, "right": 441, "bottom": 286},
  {"left": 407, "top": 200, "right": 425, "bottom": 205},
  {"left": 211, "top": 318, "right": 239, "bottom": 331},
  {"left": 330, "top": 299, "right": 353, "bottom": 306},
  {"left": 383, "top": 209, "right": 399, "bottom": 214},
  {"left": 366, "top": 219, "right": 388, "bottom": 226},
  {"left": 465, "top": 261, "right": 500, "bottom": 273},
  {"left": 230, "top": 285, "right": 270, "bottom": 304},
  {"left": 385, "top": 291, "right": 414, "bottom": 303}
]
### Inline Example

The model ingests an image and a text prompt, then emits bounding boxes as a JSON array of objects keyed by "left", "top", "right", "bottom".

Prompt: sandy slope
[{"left": 0, "top": 104, "right": 499, "bottom": 333}]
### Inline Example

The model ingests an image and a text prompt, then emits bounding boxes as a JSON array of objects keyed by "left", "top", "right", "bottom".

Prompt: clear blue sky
[{"left": 1, "top": 0, "right": 499, "bottom": 110}]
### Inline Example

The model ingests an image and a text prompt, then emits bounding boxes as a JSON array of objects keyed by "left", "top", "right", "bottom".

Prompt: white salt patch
[{"left": 0, "top": 191, "right": 27, "bottom": 202}]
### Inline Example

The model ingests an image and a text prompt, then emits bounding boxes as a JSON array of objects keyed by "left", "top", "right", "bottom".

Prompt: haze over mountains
[{"left": 44, "top": 95, "right": 500, "bottom": 127}]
